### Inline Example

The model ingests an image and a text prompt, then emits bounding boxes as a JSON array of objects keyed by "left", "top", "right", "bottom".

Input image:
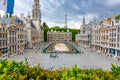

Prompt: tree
[
  {"left": 69, "top": 29, "right": 80, "bottom": 41},
  {"left": 115, "top": 14, "right": 120, "bottom": 19},
  {"left": 42, "top": 22, "right": 49, "bottom": 28},
  {"left": 52, "top": 26, "right": 60, "bottom": 29}
]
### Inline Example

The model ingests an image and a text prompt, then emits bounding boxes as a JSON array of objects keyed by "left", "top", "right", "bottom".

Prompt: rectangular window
[
  {"left": 10, "top": 38, "right": 11, "bottom": 43},
  {"left": 118, "top": 27, "right": 120, "bottom": 33},
  {"left": 114, "top": 38, "right": 116, "bottom": 42},
  {"left": 12, "top": 31, "right": 13, "bottom": 35},
  {"left": 111, "top": 33, "right": 113, "bottom": 37},
  {"left": 0, "top": 34, "right": 1, "bottom": 38},
  {"left": 115, "top": 19, "right": 119, "bottom": 23},
  {"left": 3, "top": 40, "right": 4, "bottom": 46},
  {"left": 0, "top": 40, "right": 1, "bottom": 46},
  {"left": 6, "top": 40, "right": 7, "bottom": 45},
  {"left": 114, "top": 33, "right": 116, "bottom": 37},
  {"left": 117, "top": 44, "right": 119, "bottom": 47},
  {"left": 3, "top": 34, "right": 4, "bottom": 38}
]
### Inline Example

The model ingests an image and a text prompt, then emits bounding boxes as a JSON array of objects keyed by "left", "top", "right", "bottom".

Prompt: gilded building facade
[
  {"left": 94, "top": 17, "right": 120, "bottom": 56},
  {"left": 76, "top": 15, "right": 120, "bottom": 57},
  {"left": 8, "top": 25, "right": 17, "bottom": 55},
  {"left": 0, "top": 0, "right": 44, "bottom": 57},
  {"left": 77, "top": 15, "right": 120, "bottom": 57},
  {"left": 47, "top": 29, "right": 72, "bottom": 42},
  {"left": 0, "top": 17, "right": 25, "bottom": 57},
  {"left": 0, "top": 22, "right": 8, "bottom": 57},
  {"left": 78, "top": 17, "right": 95, "bottom": 48}
]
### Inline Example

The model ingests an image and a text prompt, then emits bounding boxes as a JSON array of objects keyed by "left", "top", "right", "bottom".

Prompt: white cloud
[
  {"left": 44, "top": 20, "right": 64, "bottom": 28},
  {"left": 44, "top": 13, "right": 98, "bottom": 29},
  {"left": 61, "top": 0, "right": 65, "bottom": 4},
  {"left": 68, "top": 15, "right": 83, "bottom": 29},
  {"left": 41, "top": 0, "right": 54, "bottom": 13},
  {"left": 105, "top": 0, "right": 120, "bottom": 7},
  {"left": 14, "top": 0, "right": 32, "bottom": 16},
  {"left": 0, "top": 0, "right": 98, "bottom": 30},
  {"left": 41, "top": 0, "right": 64, "bottom": 14},
  {"left": 43, "top": 15, "right": 81, "bottom": 29},
  {"left": 77, "top": 13, "right": 98, "bottom": 29},
  {"left": 49, "top": 0, "right": 55, "bottom": 4},
  {"left": 68, "top": 20, "right": 80, "bottom": 29},
  {"left": 0, "top": 10, "right": 5, "bottom": 16},
  {"left": 81, "top": 1, "right": 86, "bottom": 8},
  {"left": 45, "top": 20, "right": 81, "bottom": 29},
  {"left": 73, "top": 4, "right": 80, "bottom": 10},
  {"left": 85, "top": 13, "right": 97, "bottom": 23}
]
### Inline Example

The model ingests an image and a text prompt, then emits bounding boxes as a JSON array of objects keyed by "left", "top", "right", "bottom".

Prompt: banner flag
[
  {"left": 6, "top": 0, "right": 14, "bottom": 14},
  {"left": 0, "top": 0, "right": 14, "bottom": 14}
]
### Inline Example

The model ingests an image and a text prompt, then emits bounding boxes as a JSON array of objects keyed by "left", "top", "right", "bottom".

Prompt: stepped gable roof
[
  {"left": 51, "top": 29, "right": 53, "bottom": 32},
  {"left": 104, "top": 18, "right": 112, "bottom": 23}
]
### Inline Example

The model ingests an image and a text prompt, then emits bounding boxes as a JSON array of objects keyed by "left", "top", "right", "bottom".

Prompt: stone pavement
[{"left": 6, "top": 48, "right": 120, "bottom": 70}]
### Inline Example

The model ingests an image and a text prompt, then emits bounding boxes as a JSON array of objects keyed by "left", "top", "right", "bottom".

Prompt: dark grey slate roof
[
  {"left": 31, "top": 22, "right": 36, "bottom": 28},
  {"left": 0, "top": 17, "right": 24, "bottom": 25}
]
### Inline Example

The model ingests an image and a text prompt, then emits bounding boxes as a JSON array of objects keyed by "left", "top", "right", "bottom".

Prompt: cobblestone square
[{"left": 8, "top": 48, "right": 120, "bottom": 70}]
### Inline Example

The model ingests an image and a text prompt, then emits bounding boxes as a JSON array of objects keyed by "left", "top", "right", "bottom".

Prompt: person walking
[{"left": 36, "top": 50, "right": 37, "bottom": 53}]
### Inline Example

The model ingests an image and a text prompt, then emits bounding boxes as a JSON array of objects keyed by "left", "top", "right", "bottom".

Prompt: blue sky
[{"left": 1, "top": 0, "right": 120, "bottom": 29}]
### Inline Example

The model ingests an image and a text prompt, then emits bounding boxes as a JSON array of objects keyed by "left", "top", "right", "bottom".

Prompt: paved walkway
[{"left": 6, "top": 48, "right": 120, "bottom": 70}]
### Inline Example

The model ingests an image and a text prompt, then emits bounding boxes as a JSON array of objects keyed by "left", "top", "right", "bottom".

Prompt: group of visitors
[
  {"left": 17, "top": 51, "right": 23, "bottom": 55},
  {"left": 50, "top": 53, "right": 58, "bottom": 58}
]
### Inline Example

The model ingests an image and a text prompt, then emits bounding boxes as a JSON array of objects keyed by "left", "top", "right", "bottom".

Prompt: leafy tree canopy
[
  {"left": 115, "top": 14, "right": 120, "bottom": 19},
  {"left": 42, "top": 22, "right": 49, "bottom": 28},
  {"left": 51, "top": 26, "right": 60, "bottom": 29}
]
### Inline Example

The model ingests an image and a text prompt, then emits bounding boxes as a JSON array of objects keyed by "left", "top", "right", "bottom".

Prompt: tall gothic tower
[
  {"left": 32, "top": 0, "right": 41, "bottom": 21},
  {"left": 82, "top": 16, "right": 85, "bottom": 34},
  {"left": 32, "top": 0, "right": 41, "bottom": 29},
  {"left": 80, "top": 16, "right": 86, "bottom": 34},
  {"left": 32, "top": 0, "right": 44, "bottom": 44}
]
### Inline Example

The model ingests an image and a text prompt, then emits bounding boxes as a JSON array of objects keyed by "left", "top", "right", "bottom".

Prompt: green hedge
[{"left": 0, "top": 59, "right": 120, "bottom": 80}]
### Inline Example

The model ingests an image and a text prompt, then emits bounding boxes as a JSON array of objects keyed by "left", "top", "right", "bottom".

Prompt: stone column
[
  {"left": 105, "top": 48, "right": 107, "bottom": 54},
  {"left": 107, "top": 48, "right": 109, "bottom": 54},
  {"left": 115, "top": 50, "right": 117, "bottom": 57}
]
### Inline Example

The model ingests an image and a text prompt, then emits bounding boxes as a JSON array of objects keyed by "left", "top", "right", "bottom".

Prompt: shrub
[{"left": 0, "top": 59, "right": 119, "bottom": 80}]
